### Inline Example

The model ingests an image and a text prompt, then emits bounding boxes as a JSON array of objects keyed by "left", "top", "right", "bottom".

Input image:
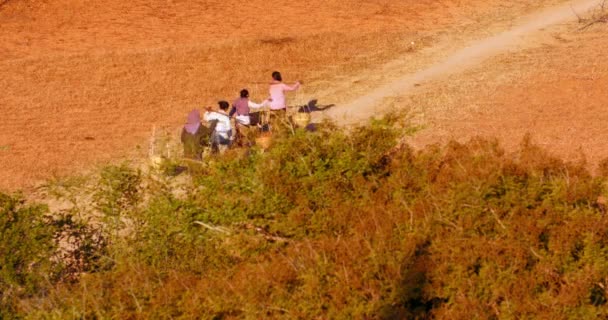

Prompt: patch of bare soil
[
  {"left": 405, "top": 23, "right": 608, "bottom": 168},
  {"left": 321, "top": 0, "right": 602, "bottom": 124},
  {"left": 0, "top": 0, "right": 572, "bottom": 191}
]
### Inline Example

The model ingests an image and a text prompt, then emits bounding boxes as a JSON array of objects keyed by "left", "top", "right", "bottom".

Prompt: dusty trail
[{"left": 320, "top": 0, "right": 602, "bottom": 124}]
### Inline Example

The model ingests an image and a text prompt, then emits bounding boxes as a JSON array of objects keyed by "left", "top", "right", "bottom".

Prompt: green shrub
[
  {"left": 94, "top": 164, "right": 142, "bottom": 219},
  {"left": 13, "top": 117, "right": 608, "bottom": 319},
  {"left": 0, "top": 193, "right": 57, "bottom": 317},
  {"left": 0, "top": 193, "right": 103, "bottom": 318}
]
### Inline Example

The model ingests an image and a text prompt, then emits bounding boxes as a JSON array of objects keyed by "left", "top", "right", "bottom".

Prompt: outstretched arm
[
  {"left": 248, "top": 99, "right": 269, "bottom": 109},
  {"left": 203, "top": 111, "right": 218, "bottom": 122},
  {"left": 283, "top": 82, "right": 301, "bottom": 91}
]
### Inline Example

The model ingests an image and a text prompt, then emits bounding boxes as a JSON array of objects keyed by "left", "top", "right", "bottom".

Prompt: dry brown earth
[
  {"left": 0, "top": 0, "right": 592, "bottom": 191},
  {"left": 403, "top": 19, "right": 608, "bottom": 168}
]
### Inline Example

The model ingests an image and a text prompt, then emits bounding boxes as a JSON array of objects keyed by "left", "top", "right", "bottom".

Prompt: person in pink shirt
[{"left": 268, "top": 71, "right": 300, "bottom": 112}]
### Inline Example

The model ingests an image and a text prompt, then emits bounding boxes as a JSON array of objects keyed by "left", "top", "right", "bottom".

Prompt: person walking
[
  {"left": 180, "top": 109, "right": 213, "bottom": 160},
  {"left": 268, "top": 71, "right": 300, "bottom": 113},
  {"left": 230, "top": 88, "right": 268, "bottom": 126},
  {"left": 204, "top": 101, "right": 234, "bottom": 153}
]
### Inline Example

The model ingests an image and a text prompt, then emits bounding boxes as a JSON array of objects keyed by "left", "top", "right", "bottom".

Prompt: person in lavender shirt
[
  {"left": 268, "top": 71, "right": 300, "bottom": 113},
  {"left": 229, "top": 89, "right": 268, "bottom": 126}
]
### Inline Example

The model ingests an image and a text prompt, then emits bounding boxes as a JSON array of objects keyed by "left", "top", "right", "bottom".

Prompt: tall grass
[{"left": 3, "top": 117, "right": 608, "bottom": 318}]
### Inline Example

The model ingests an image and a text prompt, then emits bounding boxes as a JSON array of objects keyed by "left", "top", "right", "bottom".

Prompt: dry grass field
[
  {"left": 0, "top": 0, "right": 586, "bottom": 190},
  {"left": 404, "top": 20, "right": 608, "bottom": 169},
  {"left": 5, "top": 2, "right": 608, "bottom": 317}
]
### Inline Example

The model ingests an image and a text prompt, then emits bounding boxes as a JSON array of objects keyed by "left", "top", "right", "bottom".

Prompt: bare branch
[
  {"left": 571, "top": 5, "right": 585, "bottom": 23},
  {"left": 576, "top": 1, "right": 608, "bottom": 31}
]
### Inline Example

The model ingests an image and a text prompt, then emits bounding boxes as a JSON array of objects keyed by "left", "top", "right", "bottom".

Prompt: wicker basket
[
  {"left": 255, "top": 132, "right": 272, "bottom": 149},
  {"left": 149, "top": 155, "right": 164, "bottom": 169},
  {"left": 293, "top": 112, "right": 311, "bottom": 128}
]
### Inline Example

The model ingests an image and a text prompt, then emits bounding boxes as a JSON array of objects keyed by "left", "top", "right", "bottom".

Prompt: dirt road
[{"left": 320, "top": 0, "right": 602, "bottom": 124}]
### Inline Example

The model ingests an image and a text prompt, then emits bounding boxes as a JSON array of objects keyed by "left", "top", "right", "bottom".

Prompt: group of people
[{"left": 181, "top": 71, "right": 301, "bottom": 159}]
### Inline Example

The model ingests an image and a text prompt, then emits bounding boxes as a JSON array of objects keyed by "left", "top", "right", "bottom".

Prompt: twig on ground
[
  {"left": 578, "top": 15, "right": 607, "bottom": 30},
  {"left": 530, "top": 247, "right": 542, "bottom": 260},
  {"left": 489, "top": 208, "right": 507, "bottom": 230},
  {"left": 194, "top": 221, "right": 231, "bottom": 234},
  {"left": 265, "top": 305, "right": 291, "bottom": 314},
  {"left": 194, "top": 221, "right": 289, "bottom": 242},
  {"left": 238, "top": 223, "right": 290, "bottom": 243}
]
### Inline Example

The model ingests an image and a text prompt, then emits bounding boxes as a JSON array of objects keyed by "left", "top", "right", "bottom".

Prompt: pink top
[
  {"left": 184, "top": 109, "right": 201, "bottom": 134},
  {"left": 268, "top": 81, "right": 300, "bottom": 110}
]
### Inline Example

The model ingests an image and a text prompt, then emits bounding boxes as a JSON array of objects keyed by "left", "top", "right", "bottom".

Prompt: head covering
[{"left": 184, "top": 109, "right": 201, "bottom": 134}]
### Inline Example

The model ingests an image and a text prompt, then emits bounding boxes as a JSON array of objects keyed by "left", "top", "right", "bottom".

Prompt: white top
[
  {"left": 249, "top": 100, "right": 266, "bottom": 109},
  {"left": 204, "top": 111, "right": 231, "bottom": 134}
]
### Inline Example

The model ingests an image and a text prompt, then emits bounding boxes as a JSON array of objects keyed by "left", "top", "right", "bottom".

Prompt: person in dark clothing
[{"left": 181, "top": 109, "right": 213, "bottom": 160}]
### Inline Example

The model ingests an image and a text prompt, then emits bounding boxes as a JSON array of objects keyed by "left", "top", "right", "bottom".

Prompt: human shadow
[
  {"left": 377, "top": 241, "right": 446, "bottom": 319},
  {"left": 167, "top": 165, "right": 189, "bottom": 177},
  {"left": 297, "top": 99, "right": 336, "bottom": 113},
  {"left": 295, "top": 99, "right": 336, "bottom": 133},
  {"left": 304, "top": 123, "right": 318, "bottom": 132}
]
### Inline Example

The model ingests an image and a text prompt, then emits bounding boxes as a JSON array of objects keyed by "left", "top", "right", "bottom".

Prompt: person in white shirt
[{"left": 204, "top": 101, "right": 233, "bottom": 153}]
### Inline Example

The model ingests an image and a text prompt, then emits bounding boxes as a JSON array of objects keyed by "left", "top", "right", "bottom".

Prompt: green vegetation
[
  {"left": 0, "top": 192, "right": 102, "bottom": 319},
  {"left": 3, "top": 116, "right": 608, "bottom": 319}
]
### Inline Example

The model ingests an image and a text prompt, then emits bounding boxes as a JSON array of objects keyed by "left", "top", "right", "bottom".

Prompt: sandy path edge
[{"left": 321, "top": 0, "right": 601, "bottom": 125}]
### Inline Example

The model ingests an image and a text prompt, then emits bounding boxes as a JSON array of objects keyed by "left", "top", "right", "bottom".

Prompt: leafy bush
[
  {"left": 0, "top": 193, "right": 58, "bottom": 317},
  {"left": 94, "top": 164, "right": 141, "bottom": 220},
  {"left": 0, "top": 193, "right": 104, "bottom": 318},
  {"left": 11, "top": 118, "right": 608, "bottom": 319}
]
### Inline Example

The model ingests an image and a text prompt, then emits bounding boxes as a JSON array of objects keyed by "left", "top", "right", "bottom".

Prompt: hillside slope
[{"left": 0, "top": 0, "right": 567, "bottom": 190}]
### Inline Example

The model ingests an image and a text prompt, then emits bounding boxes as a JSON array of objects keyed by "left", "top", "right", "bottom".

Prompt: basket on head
[
  {"left": 293, "top": 112, "right": 311, "bottom": 128},
  {"left": 255, "top": 132, "right": 272, "bottom": 150}
]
